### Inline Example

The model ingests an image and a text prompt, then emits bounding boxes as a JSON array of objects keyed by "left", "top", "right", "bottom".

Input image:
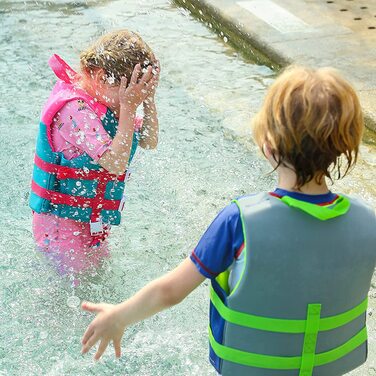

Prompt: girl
[
  {"left": 30, "top": 30, "right": 160, "bottom": 278},
  {"left": 80, "top": 67, "right": 375, "bottom": 376}
]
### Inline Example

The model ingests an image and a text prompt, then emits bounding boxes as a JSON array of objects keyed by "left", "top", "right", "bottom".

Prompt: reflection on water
[{"left": 0, "top": 0, "right": 375, "bottom": 375}]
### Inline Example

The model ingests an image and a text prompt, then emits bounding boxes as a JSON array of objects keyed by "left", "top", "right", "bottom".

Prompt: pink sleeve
[
  {"left": 134, "top": 115, "right": 143, "bottom": 132},
  {"left": 55, "top": 100, "right": 113, "bottom": 161}
]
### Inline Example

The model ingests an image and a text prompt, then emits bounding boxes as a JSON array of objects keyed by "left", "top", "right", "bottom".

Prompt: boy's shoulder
[
  {"left": 220, "top": 193, "right": 265, "bottom": 218},
  {"left": 343, "top": 194, "right": 375, "bottom": 217},
  {"left": 233, "top": 192, "right": 268, "bottom": 203}
]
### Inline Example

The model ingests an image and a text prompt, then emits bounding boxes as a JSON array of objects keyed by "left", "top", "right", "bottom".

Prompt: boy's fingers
[
  {"left": 94, "top": 339, "right": 109, "bottom": 360},
  {"left": 81, "top": 332, "right": 99, "bottom": 354},
  {"left": 81, "top": 325, "right": 94, "bottom": 345},
  {"left": 81, "top": 301, "right": 101, "bottom": 313},
  {"left": 130, "top": 64, "right": 141, "bottom": 85},
  {"left": 113, "top": 339, "right": 122, "bottom": 358}
]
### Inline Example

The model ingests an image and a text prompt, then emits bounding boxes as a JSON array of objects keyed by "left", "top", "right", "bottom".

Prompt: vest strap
[
  {"left": 210, "top": 288, "right": 368, "bottom": 333},
  {"left": 208, "top": 326, "right": 367, "bottom": 371},
  {"left": 34, "top": 154, "right": 126, "bottom": 182},
  {"left": 49, "top": 54, "right": 77, "bottom": 84},
  {"left": 31, "top": 180, "right": 121, "bottom": 211},
  {"left": 89, "top": 176, "right": 108, "bottom": 230},
  {"left": 299, "top": 304, "right": 321, "bottom": 376}
]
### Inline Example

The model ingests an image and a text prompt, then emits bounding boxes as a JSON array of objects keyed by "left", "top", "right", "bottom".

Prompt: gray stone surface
[{"left": 175, "top": 0, "right": 376, "bottom": 130}]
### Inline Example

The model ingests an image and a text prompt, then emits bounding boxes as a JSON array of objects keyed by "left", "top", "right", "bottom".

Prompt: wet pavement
[{"left": 175, "top": 0, "right": 376, "bottom": 131}]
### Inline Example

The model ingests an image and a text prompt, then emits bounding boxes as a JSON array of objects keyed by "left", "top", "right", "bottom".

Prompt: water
[{"left": 0, "top": 0, "right": 375, "bottom": 375}]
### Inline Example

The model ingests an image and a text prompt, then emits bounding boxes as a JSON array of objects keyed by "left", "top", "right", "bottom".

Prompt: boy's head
[
  {"left": 253, "top": 66, "right": 364, "bottom": 189},
  {"left": 80, "top": 29, "right": 155, "bottom": 86}
]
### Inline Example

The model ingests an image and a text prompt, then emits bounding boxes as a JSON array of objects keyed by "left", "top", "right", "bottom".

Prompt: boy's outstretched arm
[{"left": 81, "top": 257, "right": 205, "bottom": 360}]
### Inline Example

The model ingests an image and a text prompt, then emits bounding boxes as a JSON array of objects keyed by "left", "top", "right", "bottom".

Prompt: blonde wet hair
[
  {"left": 252, "top": 66, "right": 364, "bottom": 189},
  {"left": 80, "top": 29, "right": 155, "bottom": 85}
]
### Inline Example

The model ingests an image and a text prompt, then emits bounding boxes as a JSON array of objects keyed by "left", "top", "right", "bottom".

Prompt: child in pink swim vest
[
  {"left": 80, "top": 67, "right": 375, "bottom": 376},
  {"left": 30, "top": 30, "right": 160, "bottom": 279}
]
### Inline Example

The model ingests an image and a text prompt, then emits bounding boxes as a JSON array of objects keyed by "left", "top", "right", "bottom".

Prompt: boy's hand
[
  {"left": 119, "top": 64, "right": 154, "bottom": 111},
  {"left": 81, "top": 302, "right": 126, "bottom": 360}
]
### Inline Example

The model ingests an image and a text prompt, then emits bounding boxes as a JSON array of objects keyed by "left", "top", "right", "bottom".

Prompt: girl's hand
[
  {"left": 144, "top": 60, "right": 160, "bottom": 105},
  {"left": 119, "top": 64, "right": 154, "bottom": 111},
  {"left": 81, "top": 302, "right": 127, "bottom": 360}
]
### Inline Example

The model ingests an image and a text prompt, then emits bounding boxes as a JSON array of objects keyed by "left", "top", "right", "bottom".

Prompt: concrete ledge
[{"left": 174, "top": 0, "right": 376, "bottom": 131}]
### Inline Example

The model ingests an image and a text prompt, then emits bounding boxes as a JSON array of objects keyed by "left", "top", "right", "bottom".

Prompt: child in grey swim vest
[{"left": 81, "top": 66, "right": 375, "bottom": 376}]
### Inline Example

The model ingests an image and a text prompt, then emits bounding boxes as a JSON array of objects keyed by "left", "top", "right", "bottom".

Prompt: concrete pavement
[{"left": 174, "top": 0, "right": 376, "bottom": 131}]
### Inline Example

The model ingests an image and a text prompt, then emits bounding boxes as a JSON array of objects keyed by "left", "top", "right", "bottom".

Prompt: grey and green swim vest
[{"left": 210, "top": 193, "right": 376, "bottom": 376}]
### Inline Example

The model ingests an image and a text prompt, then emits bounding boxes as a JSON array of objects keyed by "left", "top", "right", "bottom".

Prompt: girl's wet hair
[
  {"left": 80, "top": 29, "right": 155, "bottom": 85},
  {"left": 252, "top": 66, "right": 364, "bottom": 189}
]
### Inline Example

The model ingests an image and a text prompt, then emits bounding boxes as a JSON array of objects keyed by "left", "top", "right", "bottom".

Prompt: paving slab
[{"left": 175, "top": 0, "right": 376, "bottom": 130}]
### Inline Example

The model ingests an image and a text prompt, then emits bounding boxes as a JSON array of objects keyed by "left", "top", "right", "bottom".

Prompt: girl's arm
[
  {"left": 139, "top": 61, "right": 160, "bottom": 150},
  {"left": 81, "top": 258, "right": 205, "bottom": 360},
  {"left": 98, "top": 64, "right": 156, "bottom": 175},
  {"left": 97, "top": 104, "right": 136, "bottom": 175},
  {"left": 139, "top": 99, "right": 159, "bottom": 150}
]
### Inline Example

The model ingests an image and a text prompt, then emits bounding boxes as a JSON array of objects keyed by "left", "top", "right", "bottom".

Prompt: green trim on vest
[
  {"left": 280, "top": 195, "right": 350, "bottom": 221},
  {"left": 299, "top": 304, "right": 321, "bottom": 376},
  {"left": 216, "top": 270, "right": 230, "bottom": 295},
  {"left": 209, "top": 326, "right": 367, "bottom": 371},
  {"left": 210, "top": 288, "right": 368, "bottom": 333}
]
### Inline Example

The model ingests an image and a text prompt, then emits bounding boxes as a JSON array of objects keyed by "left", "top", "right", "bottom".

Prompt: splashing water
[{"left": 0, "top": 0, "right": 375, "bottom": 375}]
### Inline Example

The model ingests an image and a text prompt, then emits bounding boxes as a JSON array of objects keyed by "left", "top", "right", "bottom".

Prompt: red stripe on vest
[
  {"left": 31, "top": 180, "right": 121, "bottom": 211},
  {"left": 34, "top": 154, "right": 126, "bottom": 182}
]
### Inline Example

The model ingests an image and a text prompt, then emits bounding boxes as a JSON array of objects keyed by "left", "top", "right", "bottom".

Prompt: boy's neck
[{"left": 277, "top": 168, "right": 330, "bottom": 195}]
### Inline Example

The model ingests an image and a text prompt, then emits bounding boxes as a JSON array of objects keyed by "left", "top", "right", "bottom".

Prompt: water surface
[{"left": 0, "top": 0, "right": 375, "bottom": 375}]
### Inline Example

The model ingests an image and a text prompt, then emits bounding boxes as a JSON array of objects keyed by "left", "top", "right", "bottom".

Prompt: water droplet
[
  {"left": 39, "top": 331, "right": 48, "bottom": 340},
  {"left": 67, "top": 295, "right": 80, "bottom": 308}
]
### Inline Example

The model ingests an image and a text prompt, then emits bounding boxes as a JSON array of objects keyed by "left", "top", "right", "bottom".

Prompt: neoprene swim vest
[
  {"left": 29, "top": 54, "right": 139, "bottom": 235},
  {"left": 210, "top": 193, "right": 376, "bottom": 376}
]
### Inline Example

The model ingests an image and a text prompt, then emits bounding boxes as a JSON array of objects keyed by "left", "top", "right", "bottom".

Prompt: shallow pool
[{"left": 0, "top": 0, "right": 375, "bottom": 375}]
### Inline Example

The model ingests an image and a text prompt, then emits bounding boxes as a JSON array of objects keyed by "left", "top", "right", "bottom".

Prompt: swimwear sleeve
[
  {"left": 190, "top": 202, "right": 244, "bottom": 279},
  {"left": 54, "top": 100, "right": 113, "bottom": 161},
  {"left": 134, "top": 115, "right": 143, "bottom": 132}
]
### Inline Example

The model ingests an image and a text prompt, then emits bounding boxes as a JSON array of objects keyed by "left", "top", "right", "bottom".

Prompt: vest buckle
[
  {"left": 119, "top": 194, "right": 126, "bottom": 211},
  {"left": 125, "top": 168, "right": 132, "bottom": 180},
  {"left": 90, "top": 218, "right": 104, "bottom": 235}
]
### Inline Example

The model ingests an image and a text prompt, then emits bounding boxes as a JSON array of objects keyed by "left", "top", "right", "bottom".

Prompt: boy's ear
[
  {"left": 263, "top": 141, "right": 280, "bottom": 168},
  {"left": 262, "top": 142, "right": 272, "bottom": 159}
]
